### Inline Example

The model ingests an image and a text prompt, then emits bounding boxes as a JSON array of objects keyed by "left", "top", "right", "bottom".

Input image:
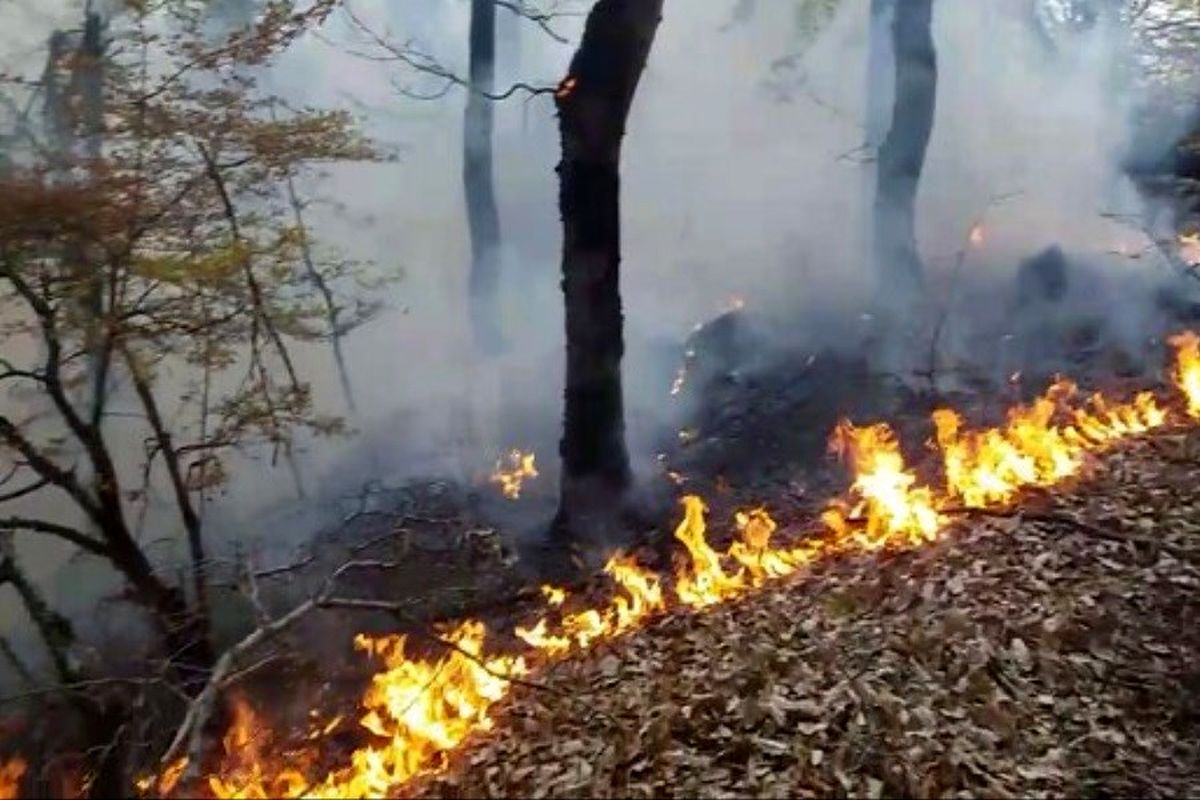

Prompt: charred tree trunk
[
  {"left": 553, "top": 0, "right": 664, "bottom": 542},
  {"left": 465, "top": 0, "right": 505, "bottom": 356},
  {"left": 872, "top": 0, "right": 936, "bottom": 306}
]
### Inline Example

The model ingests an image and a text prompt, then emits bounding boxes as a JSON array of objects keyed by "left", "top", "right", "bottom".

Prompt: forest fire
[
  {"left": 124, "top": 333, "right": 1200, "bottom": 800},
  {"left": 1169, "top": 331, "right": 1200, "bottom": 416},
  {"left": 0, "top": 758, "right": 25, "bottom": 800},
  {"left": 489, "top": 450, "right": 538, "bottom": 499},
  {"left": 669, "top": 349, "right": 694, "bottom": 397},
  {"left": 1181, "top": 232, "right": 1200, "bottom": 266}
]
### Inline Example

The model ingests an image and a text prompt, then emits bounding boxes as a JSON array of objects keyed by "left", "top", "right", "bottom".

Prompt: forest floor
[{"left": 407, "top": 427, "right": 1200, "bottom": 799}]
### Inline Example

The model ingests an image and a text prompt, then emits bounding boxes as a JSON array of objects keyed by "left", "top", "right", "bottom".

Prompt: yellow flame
[
  {"left": 490, "top": 451, "right": 537, "bottom": 499},
  {"left": 1170, "top": 331, "right": 1200, "bottom": 418},
  {"left": 969, "top": 224, "right": 985, "bottom": 247},
  {"left": 672, "top": 496, "right": 745, "bottom": 608},
  {"left": 540, "top": 585, "right": 566, "bottom": 607},
  {"left": 136, "top": 334, "right": 1200, "bottom": 800},
  {"left": 822, "top": 421, "right": 943, "bottom": 549}
]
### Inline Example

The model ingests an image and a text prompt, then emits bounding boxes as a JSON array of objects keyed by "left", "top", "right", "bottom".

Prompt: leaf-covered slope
[{"left": 415, "top": 431, "right": 1200, "bottom": 799}]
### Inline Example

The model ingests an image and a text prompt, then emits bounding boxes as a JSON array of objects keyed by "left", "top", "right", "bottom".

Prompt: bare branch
[
  {"left": 341, "top": 3, "right": 556, "bottom": 101},
  {"left": 160, "top": 558, "right": 402, "bottom": 778},
  {"left": 492, "top": 0, "right": 576, "bottom": 44},
  {"left": 0, "top": 476, "right": 50, "bottom": 504},
  {"left": 0, "top": 518, "right": 109, "bottom": 558}
]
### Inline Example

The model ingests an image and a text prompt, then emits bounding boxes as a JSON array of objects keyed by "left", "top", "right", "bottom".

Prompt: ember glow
[
  {"left": 969, "top": 223, "right": 985, "bottom": 247},
  {"left": 124, "top": 333, "right": 1200, "bottom": 799},
  {"left": 490, "top": 450, "right": 538, "bottom": 499},
  {"left": 669, "top": 349, "right": 695, "bottom": 397},
  {"left": 0, "top": 758, "right": 24, "bottom": 800}
]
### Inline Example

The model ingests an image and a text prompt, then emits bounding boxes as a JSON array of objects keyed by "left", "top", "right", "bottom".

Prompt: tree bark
[
  {"left": 872, "top": 0, "right": 936, "bottom": 305},
  {"left": 553, "top": 0, "right": 663, "bottom": 541},
  {"left": 864, "top": 0, "right": 896, "bottom": 155},
  {"left": 79, "top": 11, "right": 109, "bottom": 431},
  {"left": 120, "top": 345, "right": 211, "bottom": 636},
  {"left": 465, "top": 0, "right": 505, "bottom": 356}
]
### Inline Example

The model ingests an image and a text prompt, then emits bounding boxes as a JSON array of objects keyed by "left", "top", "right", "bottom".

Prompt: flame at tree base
[{"left": 131, "top": 334, "right": 1200, "bottom": 800}]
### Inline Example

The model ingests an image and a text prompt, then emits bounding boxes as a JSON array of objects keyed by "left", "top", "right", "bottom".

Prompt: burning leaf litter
[
  {"left": 417, "top": 435, "right": 1200, "bottom": 797},
  {"left": 135, "top": 334, "right": 1200, "bottom": 799}
]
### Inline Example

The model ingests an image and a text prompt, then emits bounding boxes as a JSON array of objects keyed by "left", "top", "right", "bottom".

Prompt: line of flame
[{"left": 132, "top": 331, "right": 1200, "bottom": 799}]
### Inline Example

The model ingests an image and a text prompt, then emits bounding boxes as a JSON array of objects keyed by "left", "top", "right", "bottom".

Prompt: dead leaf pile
[{"left": 412, "top": 431, "right": 1200, "bottom": 799}]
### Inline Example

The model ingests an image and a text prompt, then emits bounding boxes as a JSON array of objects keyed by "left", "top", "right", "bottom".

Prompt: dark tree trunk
[
  {"left": 862, "top": 0, "right": 895, "bottom": 280},
  {"left": 80, "top": 13, "right": 112, "bottom": 444},
  {"left": 120, "top": 346, "right": 211, "bottom": 636},
  {"left": 553, "top": 0, "right": 664, "bottom": 542},
  {"left": 97, "top": 498, "right": 214, "bottom": 695},
  {"left": 81, "top": 423, "right": 214, "bottom": 693},
  {"left": 864, "top": 0, "right": 896, "bottom": 154},
  {"left": 872, "top": 0, "right": 936, "bottom": 304},
  {"left": 465, "top": 0, "right": 505, "bottom": 356}
]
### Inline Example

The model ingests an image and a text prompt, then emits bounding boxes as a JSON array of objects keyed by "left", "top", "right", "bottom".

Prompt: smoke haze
[{"left": 0, "top": 0, "right": 1193, "bottom": 675}]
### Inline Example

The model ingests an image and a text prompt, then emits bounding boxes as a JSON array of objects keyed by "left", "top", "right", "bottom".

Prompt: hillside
[{"left": 414, "top": 430, "right": 1200, "bottom": 799}]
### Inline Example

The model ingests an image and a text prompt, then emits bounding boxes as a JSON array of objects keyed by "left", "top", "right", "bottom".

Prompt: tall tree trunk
[
  {"left": 120, "top": 345, "right": 211, "bottom": 634},
  {"left": 79, "top": 11, "right": 109, "bottom": 432},
  {"left": 872, "top": 0, "right": 936, "bottom": 307},
  {"left": 101, "top": 511, "right": 214, "bottom": 696},
  {"left": 864, "top": 0, "right": 896, "bottom": 155},
  {"left": 465, "top": 0, "right": 505, "bottom": 356},
  {"left": 862, "top": 0, "right": 895, "bottom": 292},
  {"left": 553, "top": 0, "right": 664, "bottom": 542},
  {"left": 84, "top": 423, "right": 214, "bottom": 693}
]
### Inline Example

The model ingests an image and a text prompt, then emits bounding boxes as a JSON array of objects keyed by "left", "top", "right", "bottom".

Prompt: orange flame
[
  {"left": 822, "top": 421, "right": 942, "bottom": 549},
  {"left": 555, "top": 76, "right": 577, "bottom": 100},
  {"left": 672, "top": 496, "right": 745, "bottom": 608},
  {"left": 0, "top": 758, "right": 25, "bottom": 800},
  {"left": 144, "top": 333, "right": 1200, "bottom": 800},
  {"left": 1170, "top": 332, "right": 1200, "bottom": 418},
  {"left": 490, "top": 450, "right": 538, "bottom": 499}
]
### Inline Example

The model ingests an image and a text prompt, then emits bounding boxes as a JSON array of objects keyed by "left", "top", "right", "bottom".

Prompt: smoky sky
[{"left": 0, "top": 0, "right": 1191, "bottom": 651}]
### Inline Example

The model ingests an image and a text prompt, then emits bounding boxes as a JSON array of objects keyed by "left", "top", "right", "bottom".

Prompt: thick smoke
[{"left": 0, "top": 0, "right": 1194, "bottom": 677}]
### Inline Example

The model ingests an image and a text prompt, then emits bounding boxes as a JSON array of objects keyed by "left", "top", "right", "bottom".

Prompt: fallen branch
[{"left": 159, "top": 559, "right": 402, "bottom": 781}]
